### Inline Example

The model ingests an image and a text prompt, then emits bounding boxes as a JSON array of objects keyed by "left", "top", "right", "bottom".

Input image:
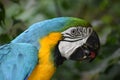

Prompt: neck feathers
[{"left": 28, "top": 33, "right": 62, "bottom": 80}]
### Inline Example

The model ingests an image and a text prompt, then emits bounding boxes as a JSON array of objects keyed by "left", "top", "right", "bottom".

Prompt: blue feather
[
  {"left": 12, "top": 17, "right": 70, "bottom": 49},
  {"left": 0, "top": 43, "right": 38, "bottom": 80}
]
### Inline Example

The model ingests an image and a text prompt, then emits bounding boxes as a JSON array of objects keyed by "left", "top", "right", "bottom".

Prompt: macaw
[{"left": 0, "top": 17, "right": 100, "bottom": 80}]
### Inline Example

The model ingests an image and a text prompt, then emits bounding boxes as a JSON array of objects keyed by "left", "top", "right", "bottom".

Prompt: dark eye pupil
[
  {"left": 71, "top": 29, "right": 76, "bottom": 34},
  {"left": 71, "top": 29, "right": 81, "bottom": 37}
]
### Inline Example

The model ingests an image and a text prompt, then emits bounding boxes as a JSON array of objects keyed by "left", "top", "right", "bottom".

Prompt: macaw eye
[{"left": 71, "top": 29, "right": 78, "bottom": 37}]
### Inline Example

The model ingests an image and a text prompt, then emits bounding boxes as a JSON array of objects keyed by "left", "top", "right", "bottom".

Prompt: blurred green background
[{"left": 0, "top": 0, "right": 120, "bottom": 80}]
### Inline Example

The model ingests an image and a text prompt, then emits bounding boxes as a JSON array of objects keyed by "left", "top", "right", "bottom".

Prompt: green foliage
[
  {"left": 0, "top": 0, "right": 120, "bottom": 80},
  {"left": 0, "top": 2, "right": 5, "bottom": 26}
]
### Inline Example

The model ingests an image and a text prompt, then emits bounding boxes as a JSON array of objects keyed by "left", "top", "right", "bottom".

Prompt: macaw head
[
  {"left": 12, "top": 17, "right": 100, "bottom": 67},
  {"left": 53, "top": 18, "right": 100, "bottom": 66}
]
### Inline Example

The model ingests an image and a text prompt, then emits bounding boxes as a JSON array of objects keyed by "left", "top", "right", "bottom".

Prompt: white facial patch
[
  {"left": 58, "top": 26, "right": 93, "bottom": 59},
  {"left": 58, "top": 37, "right": 89, "bottom": 59}
]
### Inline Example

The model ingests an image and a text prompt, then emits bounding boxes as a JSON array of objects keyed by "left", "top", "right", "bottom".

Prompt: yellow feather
[{"left": 28, "top": 32, "right": 62, "bottom": 80}]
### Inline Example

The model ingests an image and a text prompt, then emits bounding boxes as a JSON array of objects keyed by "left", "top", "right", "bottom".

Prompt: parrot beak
[{"left": 70, "top": 31, "right": 100, "bottom": 62}]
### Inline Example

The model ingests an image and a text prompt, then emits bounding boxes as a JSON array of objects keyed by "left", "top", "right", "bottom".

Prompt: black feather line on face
[
  {"left": 53, "top": 41, "right": 66, "bottom": 67},
  {"left": 62, "top": 27, "right": 93, "bottom": 42}
]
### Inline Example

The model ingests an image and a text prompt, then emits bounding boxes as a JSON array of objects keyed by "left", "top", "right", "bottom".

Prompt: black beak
[{"left": 70, "top": 31, "right": 100, "bottom": 62}]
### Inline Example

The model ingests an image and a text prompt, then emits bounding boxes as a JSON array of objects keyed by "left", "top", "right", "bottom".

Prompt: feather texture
[{"left": 0, "top": 43, "right": 38, "bottom": 80}]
